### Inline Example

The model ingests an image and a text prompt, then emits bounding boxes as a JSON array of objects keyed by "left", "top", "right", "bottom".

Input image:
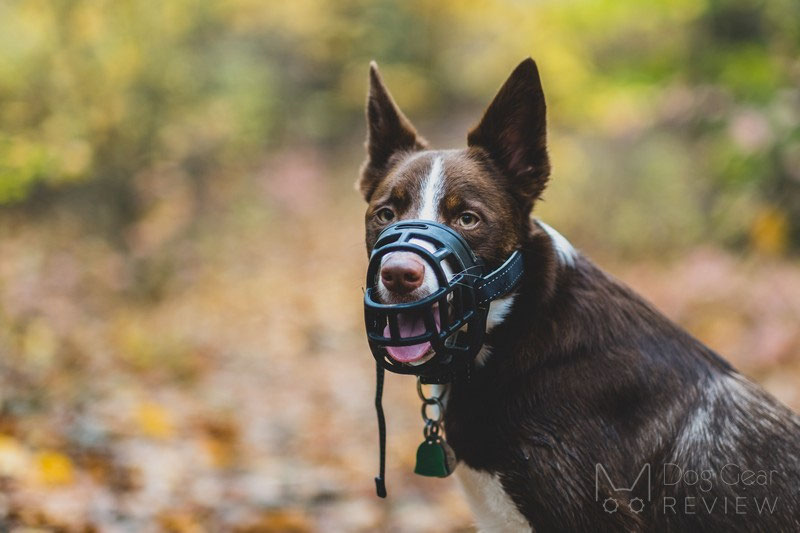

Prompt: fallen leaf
[
  {"left": 35, "top": 450, "right": 74, "bottom": 486},
  {"left": 136, "top": 402, "right": 174, "bottom": 439}
]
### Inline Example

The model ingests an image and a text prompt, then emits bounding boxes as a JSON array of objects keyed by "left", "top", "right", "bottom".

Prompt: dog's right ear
[
  {"left": 468, "top": 58, "right": 550, "bottom": 211},
  {"left": 357, "top": 62, "right": 427, "bottom": 202}
]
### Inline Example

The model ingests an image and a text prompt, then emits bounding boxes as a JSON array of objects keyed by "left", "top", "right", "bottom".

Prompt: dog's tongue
[{"left": 384, "top": 311, "right": 440, "bottom": 363}]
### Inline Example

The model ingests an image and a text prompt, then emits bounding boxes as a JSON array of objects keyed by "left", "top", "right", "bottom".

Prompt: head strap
[{"left": 476, "top": 250, "right": 525, "bottom": 306}]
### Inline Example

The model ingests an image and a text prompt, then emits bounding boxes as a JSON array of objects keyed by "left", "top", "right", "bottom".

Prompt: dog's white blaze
[
  {"left": 377, "top": 155, "right": 450, "bottom": 301},
  {"left": 456, "top": 465, "right": 532, "bottom": 533},
  {"left": 419, "top": 156, "right": 445, "bottom": 221},
  {"left": 538, "top": 220, "right": 576, "bottom": 267}
]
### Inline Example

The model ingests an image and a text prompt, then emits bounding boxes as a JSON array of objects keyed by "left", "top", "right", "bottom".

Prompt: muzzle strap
[
  {"left": 476, "top": 250, "right": 525, "bottom": 306},
  {"left": 374, "top": 362, "right": 387, "bottom": 498}
]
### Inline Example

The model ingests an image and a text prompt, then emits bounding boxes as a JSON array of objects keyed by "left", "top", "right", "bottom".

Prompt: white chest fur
[{"left": 455, "top": 465, "right": 532, "bottom": 532}]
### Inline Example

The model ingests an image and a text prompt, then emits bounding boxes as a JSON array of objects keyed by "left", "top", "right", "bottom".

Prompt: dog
[{"left": 357, "top": 58, "right": 800, "bottom": 532}]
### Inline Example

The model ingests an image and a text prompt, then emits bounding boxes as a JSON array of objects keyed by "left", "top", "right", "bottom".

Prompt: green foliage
[{"left": 0, "top": 0, "right": 799, "bottom": 251}]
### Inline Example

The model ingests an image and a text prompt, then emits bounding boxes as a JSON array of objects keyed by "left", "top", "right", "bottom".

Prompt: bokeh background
[{"left": 0, "top": 0, "right": 799, "bottom": 531}]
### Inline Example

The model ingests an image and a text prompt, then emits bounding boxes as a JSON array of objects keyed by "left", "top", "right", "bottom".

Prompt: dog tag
[{"left": 414, "top": 436, "right": 455, "bottom": 477}]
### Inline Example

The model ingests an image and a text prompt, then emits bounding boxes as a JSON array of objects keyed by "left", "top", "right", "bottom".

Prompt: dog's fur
[{"left": 358, "top": 58, "right": 800, "bottom": 532}]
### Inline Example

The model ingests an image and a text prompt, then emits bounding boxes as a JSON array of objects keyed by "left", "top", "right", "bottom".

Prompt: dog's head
[{"left": 358, "top": 58, "right": 550, "bottom": 364}]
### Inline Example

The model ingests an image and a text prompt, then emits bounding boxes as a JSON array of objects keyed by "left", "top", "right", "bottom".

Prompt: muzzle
[
  {"left": 365, "top": 220, "right": 525, "bottom": 497},
  {"left": 364, "top": 220, "right": 524, "bottom": 382}
]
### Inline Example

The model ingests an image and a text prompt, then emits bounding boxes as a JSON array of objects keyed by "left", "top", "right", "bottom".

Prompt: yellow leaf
[
  {"left": 136, "top": 402, "right": 174, "bottom": 439},
  {"left": 159, "top": 511, "right": 206, "bottom": 533},
  {"left": 36, "top": 450, "right": 74, "bottom": 486},
  {"left": 751, "top": 207, "right": 788, "bottom": 255}
]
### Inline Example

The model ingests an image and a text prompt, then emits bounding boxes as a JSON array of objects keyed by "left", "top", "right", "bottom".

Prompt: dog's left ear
[
  {"left": 468, "top": 58, "right": 550, "bottom": 210},
  {"left": 357, "top": 61, "right": 427, "bottom": 202}
]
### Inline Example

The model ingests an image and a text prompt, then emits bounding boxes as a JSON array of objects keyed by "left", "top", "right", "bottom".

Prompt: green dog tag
[{"left": 414, "top": 437, "right": 455, "bottom": 477}]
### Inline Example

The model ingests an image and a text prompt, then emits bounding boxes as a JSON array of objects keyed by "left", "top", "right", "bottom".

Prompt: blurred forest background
[{"left": 0, "top": 0, "right": 798, "bottom": 531}]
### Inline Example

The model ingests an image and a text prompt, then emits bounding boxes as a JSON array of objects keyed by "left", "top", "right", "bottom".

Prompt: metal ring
[
  {"left": 423, "top": 420, "right": 440, "bottom": 438},
  {"left": 421, "top": 398, "right": 444, "bottom": 424},
  {"left": 416, "top": 379, "right": 428, "bottom": 402}
]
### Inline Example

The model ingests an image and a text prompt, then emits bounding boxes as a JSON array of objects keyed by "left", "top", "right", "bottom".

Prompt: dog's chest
[
  {"left": 436, "top": 365, "right": 533, "bottom": 531},
  {"left": 455, "top": 465, "right": 532, "bottom": 533}
]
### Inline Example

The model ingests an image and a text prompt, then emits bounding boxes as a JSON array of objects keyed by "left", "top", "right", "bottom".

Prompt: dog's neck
[
  {"left": 435, "top": 219, "right": 574, "bottom": 399},
  {"left": 481, "top": 220, "right": 572, "bottom": 368}
]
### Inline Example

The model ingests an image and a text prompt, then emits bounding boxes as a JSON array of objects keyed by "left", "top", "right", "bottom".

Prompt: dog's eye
[
  {"left": 375, "top": 207, "right": 396, "bottom": 224},
  {"left": 457, "top": 212, "right": 480, "bottom": 229}
]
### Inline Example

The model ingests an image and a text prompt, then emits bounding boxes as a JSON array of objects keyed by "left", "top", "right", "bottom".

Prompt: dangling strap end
[
  {"left": 374, "top": 363, "right": 388, "bottom": 498},
  {"left": 375, "top": 476, "right": 386, "bottom": 498}
]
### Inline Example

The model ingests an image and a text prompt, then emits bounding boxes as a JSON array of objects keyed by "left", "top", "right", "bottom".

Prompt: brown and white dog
[{"left": 357, "top": 58, "right": 800, "bottom": 532}]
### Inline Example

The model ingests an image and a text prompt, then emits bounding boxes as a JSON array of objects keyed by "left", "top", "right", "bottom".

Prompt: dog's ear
[
  {"left": 357, "top": 61, "right": 427, "bottom": 201},
  {"left": 467, "top": 58, "right": 550, "bottom": 210}
]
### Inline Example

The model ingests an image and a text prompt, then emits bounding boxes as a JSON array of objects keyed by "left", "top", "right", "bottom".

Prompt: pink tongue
[{"left": 384, "top": 311, "right": 441, "bottom": 363}]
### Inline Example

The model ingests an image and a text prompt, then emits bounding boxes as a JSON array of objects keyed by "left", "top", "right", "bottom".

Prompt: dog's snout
[{"left": 381, "top": 254, "right": 425, "bottom": 294}]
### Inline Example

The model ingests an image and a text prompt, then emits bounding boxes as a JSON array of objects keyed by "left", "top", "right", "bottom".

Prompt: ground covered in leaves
[{"left": 0, "top": 152, "right": 799, "bottom": 532}]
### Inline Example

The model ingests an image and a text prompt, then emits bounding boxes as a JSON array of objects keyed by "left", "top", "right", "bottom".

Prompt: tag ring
[
  {"left": 423, "top": 420, "right": 441, "bottom": 438},
  {"left": 421, "top": 398, "right": 444, "bottom": 424}
]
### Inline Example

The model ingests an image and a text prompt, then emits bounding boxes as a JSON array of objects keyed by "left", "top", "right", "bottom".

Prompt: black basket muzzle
[{"left": 364, "top": 220, "right": 523, "bottom": 380}]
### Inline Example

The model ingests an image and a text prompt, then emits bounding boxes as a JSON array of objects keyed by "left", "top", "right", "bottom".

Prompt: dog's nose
[{"left": 381, "top": 255, "right": 424, "bottom": 294}]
